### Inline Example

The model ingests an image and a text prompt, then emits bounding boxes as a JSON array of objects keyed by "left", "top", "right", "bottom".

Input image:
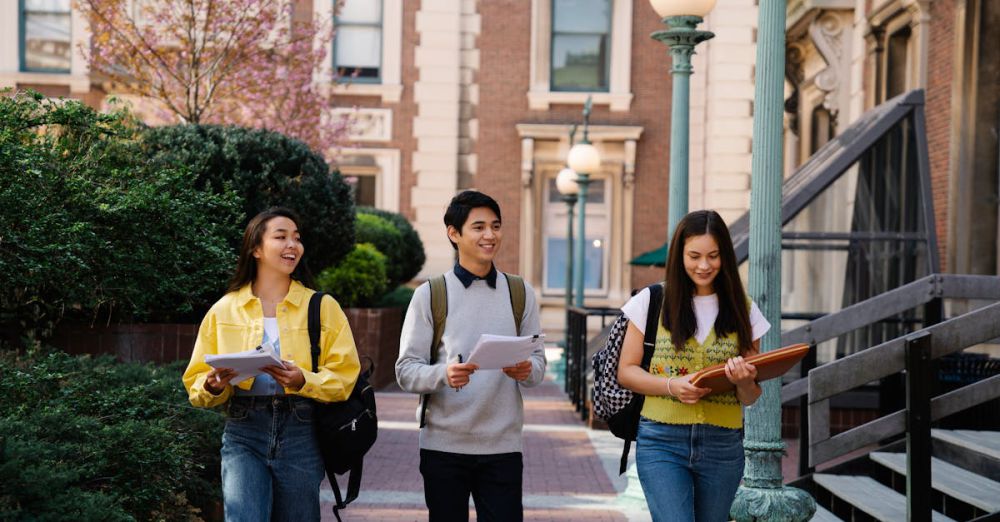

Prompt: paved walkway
[
  {"left": 320, "top": 366, "right": 652, "bottom": 521},
  {"left": 319, "top": 354, "right": 811, "bottom": 521}
]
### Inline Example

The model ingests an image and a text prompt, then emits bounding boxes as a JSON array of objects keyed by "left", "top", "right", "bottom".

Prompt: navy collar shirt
[{"left": 453, "top": 263, "right": 498, "bottom": 289}]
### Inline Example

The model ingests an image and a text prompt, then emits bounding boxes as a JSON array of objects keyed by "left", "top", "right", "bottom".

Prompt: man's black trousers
[{"left": 419, "top": 449, "right": 523, "bottom": 522}]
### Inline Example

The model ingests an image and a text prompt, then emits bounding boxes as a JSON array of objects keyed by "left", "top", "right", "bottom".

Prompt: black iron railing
[{"left": 565, "top": 306, "right": 619, "bottom": 420}]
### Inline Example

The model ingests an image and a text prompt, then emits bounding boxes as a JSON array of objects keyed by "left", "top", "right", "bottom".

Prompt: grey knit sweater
[{"left": 395, "top": 270, "right": 546, "bottom": 454}]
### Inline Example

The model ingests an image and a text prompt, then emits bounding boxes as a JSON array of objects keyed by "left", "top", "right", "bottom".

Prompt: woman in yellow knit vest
[{"left": 618, "top": 210, "right": 770, "bottom": 522}]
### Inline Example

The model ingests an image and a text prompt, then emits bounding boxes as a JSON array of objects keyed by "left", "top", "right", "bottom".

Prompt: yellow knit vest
[{"left": 640, "top": 319, "right": 743, "bottom": 429}]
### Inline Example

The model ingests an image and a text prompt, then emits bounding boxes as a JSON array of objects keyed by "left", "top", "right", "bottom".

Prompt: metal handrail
[{"left": 565, "top": 306, "right": 621, "bottom": 419}]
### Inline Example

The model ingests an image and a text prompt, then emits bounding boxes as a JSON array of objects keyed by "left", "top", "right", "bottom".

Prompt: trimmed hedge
[
  {"left": 0, "top": 350, "right": 224, "bottom": 520},
  {"left": 0, "top": 91, "right": 241, "bottom": 336},
  {"left": 143, "top": 124, "right": 356, "bottom": 275},
  {"left": 316, "top": 243, "right": 388, "bottom": 308},
  {"left": 357, "top": 207, "right": 425, "bottom": 286}
]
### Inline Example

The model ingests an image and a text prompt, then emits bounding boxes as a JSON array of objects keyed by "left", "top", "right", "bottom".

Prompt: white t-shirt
[
  {"left": 263, "top": 317, "right": 280, "bottom": 349},
  {"left": 620, "top": 287, "right": 771, "bottom": 344}
]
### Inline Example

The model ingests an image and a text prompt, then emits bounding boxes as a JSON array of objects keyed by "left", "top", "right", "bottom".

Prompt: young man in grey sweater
[{"left": 395, "top": 190, "right": 546, "bottom": 522}]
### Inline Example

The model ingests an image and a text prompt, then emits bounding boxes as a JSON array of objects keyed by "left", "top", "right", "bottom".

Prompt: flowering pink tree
[{"left": 75, "top": 0, "right": 349, "bottom": 154}]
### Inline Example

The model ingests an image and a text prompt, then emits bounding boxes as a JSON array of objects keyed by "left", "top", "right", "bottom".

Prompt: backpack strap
[
  {"left": 620, "top": 282, "right": 665, "bottom": 475},
  {"left": 419, "top": 275, "right": 448, "bottom": 428},
  {"left": 641, "top": 283, "right": 664, "bottom": 371},
  {"left": 430, "top": 275, "right": 448, "bottom": 359},
  {"left": 504, "top": 273, "right": 526, "bottom": 335},
  {"left": 308, "top": 291, "right": 325, "bottom": 372}
]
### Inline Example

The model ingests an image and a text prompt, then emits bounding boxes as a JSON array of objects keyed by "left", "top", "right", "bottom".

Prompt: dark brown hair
[
  {"left": 226, "top": 207, "right": 313, "bottom": 293},
  {"left": 662, "top": 210, "right": 753, "bottom": 355}
]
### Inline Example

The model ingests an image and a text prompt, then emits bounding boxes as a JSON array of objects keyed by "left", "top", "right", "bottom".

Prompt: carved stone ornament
[{"left": 809, "top": 12, "right": 848, "bottom": 114}]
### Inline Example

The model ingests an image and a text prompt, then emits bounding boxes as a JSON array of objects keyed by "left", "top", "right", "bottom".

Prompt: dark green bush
[
  {"left": 0, "top": 350, "right": 224, "bottom": 520},
  {"left": 143, "top": 124, "right": 355, "bottom": 275},
  {"left": 316, "top": 243, "right": 388, "bottom": 308},
  {"left": 357, "top": 207, "right": 426, "bottom": 286},
  {"left": 355, "top": 213, "right": 403, "bottom": 284},
  {"left": 0, "top": 91, "right": 241, "bottom": 336},
  {"left": 374, "top": 285, "right": 416, "bottom": 309}
]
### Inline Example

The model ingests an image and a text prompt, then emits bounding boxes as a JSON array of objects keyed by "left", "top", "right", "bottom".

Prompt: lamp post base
[
  {"left": 730, "top": 484, "right": 816, "bottom": 522},
  {"left": 730, "top": 442, "right": 816, "bottom": 522}
]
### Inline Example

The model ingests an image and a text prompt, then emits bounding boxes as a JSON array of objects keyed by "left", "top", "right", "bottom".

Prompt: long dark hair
[
  {"left": 662, "top": 210, "right": 753, "bottom": 355},
  {"left": 227, "top": 207, "right": 313, "bottom": 293}
]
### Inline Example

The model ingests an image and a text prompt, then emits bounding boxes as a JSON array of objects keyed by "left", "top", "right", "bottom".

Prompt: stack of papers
[
  {"left": 204, "top": 342, "right": 285, "bottom": 385},
  {"left": 466, "top": 334, "right": 545, "bottom": 369}
]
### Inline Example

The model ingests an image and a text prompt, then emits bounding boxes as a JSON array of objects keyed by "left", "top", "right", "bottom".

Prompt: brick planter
[
  {"left": 48, "top": 322, "right": 199, "bottom": 364},
  {"left": 48, "top": 307, "right": 404, "bottom": 391},
  {"left": 343, "top": 307, "right": 404, "bottom": 390}
]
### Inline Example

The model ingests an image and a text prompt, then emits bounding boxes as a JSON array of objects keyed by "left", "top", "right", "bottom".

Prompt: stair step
[
  {"left": 813, "top": 474, "right": 956, "bottom": 522},
  {"left": 870, "top": 451, "right": 1000, "bottom": 512},
  {"left": 932, "top": 429, "right": 1000, "bottom": 460},
  {"left": 810, "top": 504, "right": 842, "bottom": 521}
]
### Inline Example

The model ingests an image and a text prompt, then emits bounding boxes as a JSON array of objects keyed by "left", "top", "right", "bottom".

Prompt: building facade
[
  {"left": 12, "top": 1, "right": 994, "bottom": 339},
  {"left": 0, "top": 0, "right": 768, "bottom": 336}
]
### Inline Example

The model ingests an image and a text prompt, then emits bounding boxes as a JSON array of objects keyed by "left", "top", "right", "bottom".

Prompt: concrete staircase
[{"left": 800, "top": 429, "right": 1000, "bottom": 521}]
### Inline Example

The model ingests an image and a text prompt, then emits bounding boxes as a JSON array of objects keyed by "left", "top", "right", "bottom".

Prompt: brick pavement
[
  {"left": 321, "top": 375, "right": 649, "bottom": 522},
  {"left": 319, "top": 370, "right": 816, "bottom": 521}
]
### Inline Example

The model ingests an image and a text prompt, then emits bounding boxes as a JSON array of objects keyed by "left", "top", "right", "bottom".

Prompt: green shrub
[
  {"left": 143, "top": 124, "right": 355, "bottom": 275},
  {"left": 357, "top": 207, "right": 426, "bottom": 286},
  {"left": 374, "top": 285, "right": 416, "bottom": 309},
  {"left": 0, "top": 350, "right": 224, "bottom": 520},
  {"left": 316, "top": 243, "right": 388, "bottom": 308},
  {"left": 355, "top": 213, "right": 404, "bottom": 285},
  {"left": 0, "top": 91, "right": 241, "bottom": 336}
]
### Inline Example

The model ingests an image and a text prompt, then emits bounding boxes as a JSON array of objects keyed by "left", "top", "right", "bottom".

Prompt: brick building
[
  {"left": 4, "top": 0, "right": 992, "bottom": 339},
  {"left": 779, "top": 0, "right": 999, "bottom": 350}
]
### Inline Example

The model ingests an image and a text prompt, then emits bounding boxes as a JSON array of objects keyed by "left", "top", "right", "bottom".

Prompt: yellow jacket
[{"left": 183, "top": 281, "right": 360, "bottom": 408}]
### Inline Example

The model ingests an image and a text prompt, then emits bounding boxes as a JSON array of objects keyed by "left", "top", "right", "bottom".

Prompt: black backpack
[
  {"left": 590, "top": 283, "right": 663, "bottom": 474},
  {"left": 308, "top": 292, "right": 378, "bottom": 522}
]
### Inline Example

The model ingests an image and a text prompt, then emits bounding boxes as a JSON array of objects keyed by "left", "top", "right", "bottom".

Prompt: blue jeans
[
  {"left": 221, "top": 396, "right": 325, "bottom": 522},
  {"left": 635, "top": 418, "right": 745, "bottom": 522}
]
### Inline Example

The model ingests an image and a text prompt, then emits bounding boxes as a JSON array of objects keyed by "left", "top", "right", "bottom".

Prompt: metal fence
[{"left": 565, "top": 306, "right": 619, "bottom": 420}]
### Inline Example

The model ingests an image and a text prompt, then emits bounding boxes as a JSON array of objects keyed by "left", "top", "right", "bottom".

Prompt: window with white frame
[
  {"left": 338, "top": 154, "right": 380, "bottom": 207},
  {"left": 542, "top": 174, "right": 610, "bottom": 295},
  {"left": 551, "top": 0, "right": 611, "bottom": 92},
  {"left": 20, "top": 0, "right": 71, "bottom": 73},
  {"left": 335, "top": 0, "right": 382, "bottom": 83}
]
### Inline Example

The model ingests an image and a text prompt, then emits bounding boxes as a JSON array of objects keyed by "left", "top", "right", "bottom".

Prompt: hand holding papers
[
  {"left": 466, "top": 334, "right": 545, "bottom": 370},
  {"left": 204, "top": 342, "right": 286, "bottom": 385}
]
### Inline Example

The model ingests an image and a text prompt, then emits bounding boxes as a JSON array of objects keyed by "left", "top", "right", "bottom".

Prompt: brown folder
[{"left": 689, "top": 343, "right": 811, "bottom": 395}]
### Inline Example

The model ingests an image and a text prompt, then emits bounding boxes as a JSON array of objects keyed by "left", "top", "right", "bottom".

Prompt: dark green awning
[{"left": 630, "top": 242, "right": 667, "bottom": 267}]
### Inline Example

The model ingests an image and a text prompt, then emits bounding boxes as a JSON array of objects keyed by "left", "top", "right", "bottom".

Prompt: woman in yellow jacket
[{"left": 183, "top": 207, "right": 360, "bottom": 522}]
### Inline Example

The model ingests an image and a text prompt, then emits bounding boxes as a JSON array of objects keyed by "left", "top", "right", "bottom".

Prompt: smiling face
[
  {"left": 253, "top": 216, "right": 303, "bottom": 278},
  {"left": 447, "top": 206, "right": 502, "bottom": 272},
  {"left": 683, "top": 233, "right": 721, "bottom": 295}
]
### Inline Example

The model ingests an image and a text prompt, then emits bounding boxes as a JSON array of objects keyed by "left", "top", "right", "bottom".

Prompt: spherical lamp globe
[
  {"left": 567, "top": 142, "right": 601, "bottom": 174},
  {"left": 649, "top": 0, "right": 717, "bottom": 18},
  {"left": 556, "top": 168, "right": 580, "bottom": 195}
]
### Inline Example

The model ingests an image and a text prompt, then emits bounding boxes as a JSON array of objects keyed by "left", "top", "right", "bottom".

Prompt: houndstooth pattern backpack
[{"left": 591, "top": 282, "right": 663, "bottom": 474}]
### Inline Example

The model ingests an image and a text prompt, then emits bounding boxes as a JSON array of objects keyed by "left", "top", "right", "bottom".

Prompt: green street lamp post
[
  {"left": 649, "top": 0, "right": 716, "bottom": 240},
  {"left": 556, "top": 167, "right": 579, "bottom": 317},
  {"left": 556, "top": 167, "right": 579, "bottom": 381},
  {"left": 567, "top": 98, "right": 600, "bottom": 308},
  {"left": 730, "top": 0, "right": 816, "bottom": 520}
]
